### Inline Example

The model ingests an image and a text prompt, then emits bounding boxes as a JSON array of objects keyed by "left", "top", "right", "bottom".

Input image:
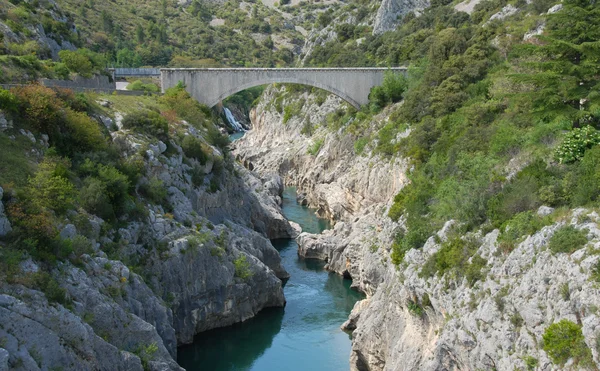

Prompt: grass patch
[
  {"left": 233, "top": 255, "right": 253, "bottom": 280},
  {"left": 548, "top": 226, "right": 588, "bottom": 254},
  {"left": 420, "top": 236, "right": 487, "bottom": 286},
  {"left": 0, "top": 133, "right": 37, "bottom": 186},
  {"left": 307, "top": 138, "right": 324, "bottom": 156}
]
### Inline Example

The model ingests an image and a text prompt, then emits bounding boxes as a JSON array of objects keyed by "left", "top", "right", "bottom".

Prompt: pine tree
[
  {"left": 511, "top": 0, "right": 600, "bottom": 120},
  {"left": 136, "top": 24, "right": 145, "bottom": 44}
]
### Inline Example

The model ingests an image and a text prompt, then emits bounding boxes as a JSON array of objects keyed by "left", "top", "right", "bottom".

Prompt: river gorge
[{"left": 179, "top": 187, "right": 363, "bottom": 370}]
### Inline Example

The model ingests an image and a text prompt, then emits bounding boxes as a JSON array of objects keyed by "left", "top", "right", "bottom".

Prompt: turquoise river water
[{"left": 177, "top": 187, "right": 364, "bottom": 370}]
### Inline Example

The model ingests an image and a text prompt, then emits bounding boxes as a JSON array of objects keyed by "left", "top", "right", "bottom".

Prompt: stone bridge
[{"left": 160, "top": 68, "right": 407, "bottom": 108}]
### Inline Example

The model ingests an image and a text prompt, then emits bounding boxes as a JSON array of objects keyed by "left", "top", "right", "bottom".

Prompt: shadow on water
[
  {"left": 177, "top": 187, "right": 364, "bottom": 371},
  {"left": 178, "top": 307, "right": 284, "bottom": 371}
]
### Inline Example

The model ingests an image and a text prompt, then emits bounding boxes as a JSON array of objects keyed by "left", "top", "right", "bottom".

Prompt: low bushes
[
  {"left": 233, "top": 255, "right": 252, "bottom": 280},
  {"left": 181, "top": 135, "right": 210, "bottom": 164},
  {"left": 369, "top": 71, "right": 408, "bottom": 111},
  {"left": 121, "top": 110, "right": 169, "bottom": 140},
  {"left": 420, "top": 236, "right": 487, "bottom": 286},
  {"left": 554, "top": 126, "right": 600, "bottom": 164},
  {"left": 542, "top": 320, "right": 593, "bottom": 367},
  {"left": 548, "top": 225, "right": 588, "bottom": 254},
  {"left": 127, "top": 80, "right": 160, "bottom": 93}
]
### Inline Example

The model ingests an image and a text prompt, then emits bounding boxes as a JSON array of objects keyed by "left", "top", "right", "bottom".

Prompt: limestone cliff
[
  {"left": 0, "top": 97, "right": 294, "bottom": 370},
  {"left": 234, "top": 86, "right": 600, "bottom": 370},
  {"left": 373, "top": 0, "right": 430, "bottom": 35}
]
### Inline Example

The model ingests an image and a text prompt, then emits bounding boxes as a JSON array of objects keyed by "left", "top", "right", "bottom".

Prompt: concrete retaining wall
[{"left": 40, "top": 75, "right": 116, "bottom": 92}]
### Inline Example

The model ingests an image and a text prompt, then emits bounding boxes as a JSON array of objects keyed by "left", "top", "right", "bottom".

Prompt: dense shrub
[
  {"left": 12, "top": 85, "right": 64, "bottom": 134},
  {"left": 127, "top": 80, "right": 160, "bottom": 92},
  {"left": 54, "top": 89, "right": 90, "bottom": 113},
  {"left": 207, "top": 128, "right": 230, "bottom": 150},
  {"left": 420, "top": 236, "right": 486, "bottom": 286},
  {"left": 61, "top": 109, "right": 106, "bottom": 154},
  {"left": 138, "top": 177, "right": 168, "bottom": 206},
  {"left": 233, "top": 255, "right": 252, "bottom": 280},
  {"left": 121, "top": 110, "right": 169, "bottom": 139},
  {"left": 369, "top": 72, "right": 408, "bottom": 110},
  {"left": 181, "top": 135, "right": 210, "bottom": 164},
  {"left": 548, "top": 225, "right": 588, "bottom": 254},
  {"left": 79, "top": 177, "right": 115, "bottom": 221},
  {"left": 97, "top": 165, "right": 131, "bottom": 208},
  {"left": 160, "top": 84, "right": 211, "bottom": 129},
  {"left": 0, "top": 88, "right": 18, "bottom": 113},
  {"left": 555, "top": 126, "right": 600, "bottom": 164},
  {"left": 571, "top": 146, "right": 600, "bottom": 205},
  {"left": 542, "top": 320, "right": 593, "bottom": 367},
  {"left": 58, "top": 50, "right": 93, "bottom": 77},
  {"left": 497, "top": 211, "right": 551, "bottom": 253},
  {"left": 26, "top": 159, "right": 76, "bottom": 215}
]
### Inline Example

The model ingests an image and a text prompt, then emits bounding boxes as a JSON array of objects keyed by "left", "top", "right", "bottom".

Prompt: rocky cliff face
[
  {"left": 350, "top": 212, "right": 600, "bottom": 371},
  {"left": 235, "top": 86, "right": 600, "bottom": 370},
  {"left": 373, "top": 0, "right": 430, "bottom": 34},
  {"left": 0, "top": 100, "right": 295, "bottom": 370}
]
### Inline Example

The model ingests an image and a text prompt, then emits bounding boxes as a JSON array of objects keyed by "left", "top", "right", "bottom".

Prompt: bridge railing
[{"left": 109, "top": 68, "right": 161, "bottom": 77}]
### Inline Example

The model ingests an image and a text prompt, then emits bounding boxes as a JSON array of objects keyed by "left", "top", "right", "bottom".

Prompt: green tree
[
  {"left": 542, "top": 320, "right": 593, "bottom": 367},
  {"left": 136, "top": 24, "right": 145, "bottom": 44},
  {"left": 511, "top": 0, "right": 600, "bottom": 118},
  {"left": 58, "top": 50, "right": 93, "bottom": 77}
]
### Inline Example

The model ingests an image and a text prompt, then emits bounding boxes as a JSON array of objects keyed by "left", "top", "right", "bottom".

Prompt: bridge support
[{"left": 160, "top": 68, "right": 407, "bottom": 109}]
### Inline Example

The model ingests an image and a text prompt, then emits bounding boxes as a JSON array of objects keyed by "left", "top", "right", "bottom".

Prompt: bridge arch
[
  {"left": 160, "top": 68, "right": 407, "bottom": 109},
  {"left": 211, "top": 77, "right": 361, "bottom": 108}
]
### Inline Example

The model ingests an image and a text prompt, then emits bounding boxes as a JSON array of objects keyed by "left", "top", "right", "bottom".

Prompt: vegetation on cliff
[{"left": 0, "top": 83, "right": 229, "bottom": 278}]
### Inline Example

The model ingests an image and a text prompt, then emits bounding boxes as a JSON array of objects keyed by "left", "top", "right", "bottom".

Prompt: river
[{"left": 177, "top": 187, "right": 364, "bottom": 370}]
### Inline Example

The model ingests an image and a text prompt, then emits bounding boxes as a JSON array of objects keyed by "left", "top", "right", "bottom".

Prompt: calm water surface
[
  {"left": 177, "top": 187, "right": 364, "bottom": 371},
  {"left": 229, "top": 132, "right": 246, "bottom": 142}
]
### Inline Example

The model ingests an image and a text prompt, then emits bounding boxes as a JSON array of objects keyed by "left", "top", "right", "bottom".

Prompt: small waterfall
[{"left": 224, "top": 107, "right": 245, "bottom": 132}]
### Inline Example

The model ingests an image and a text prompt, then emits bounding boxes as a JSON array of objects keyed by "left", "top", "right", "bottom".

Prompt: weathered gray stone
[
  {"left": 19, "top": 129, "right": 36, "bottom": 143},
  {"left": 537, "top": 205, "right": 555, "bottom": 217},
  {"left": 0, "top": 187, "right": 11, "bottom": 237},
  {"left": 59, "top": 224, "right": 77, "bottom": 240},
  {"left": 0, "top": 348, "right": 8, "bottom": 371},
  {"left": 489, "top": 4, "right": 518, "bottom": 21},
  {"left": 373, "top": 0, "right": 429, "bottom": 34},
  {"left": 547, "top": 3, "right": 562, "bottom": 13},
  {"left": 0, "top": 290, "right": 147, "bottom": 371},
  {"left": 0, "top": 112, "right": 12, "bottom": 132}
]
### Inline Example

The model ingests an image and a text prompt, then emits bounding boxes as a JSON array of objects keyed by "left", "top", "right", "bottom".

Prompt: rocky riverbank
[
  {"left": 0, "top": 95, "right": 296, "bottom": 370},
  {"left": 234, "top": 86, "right": 600, "bottom": 370}
]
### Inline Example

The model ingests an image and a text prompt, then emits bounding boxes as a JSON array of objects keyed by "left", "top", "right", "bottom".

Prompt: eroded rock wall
[
  {"left": 0, "top": 102, "right": 294, "bottom": 370},
  {"left": 234, "top": 86, "right": 600, "bottom": 370}
]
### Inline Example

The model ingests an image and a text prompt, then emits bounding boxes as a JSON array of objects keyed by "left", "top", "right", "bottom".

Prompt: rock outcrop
[
  {"left": 350, "top": 213, "right": 600, "bottom": 370},
  {"left": 373, "top": 0, "right": 430, "bottom": 35},
  {"left": 0, "top": 288, "right": 152, "bottom": 371},
  {"left": 0, "top": 187, "right": 11, "bottom": 237}
]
